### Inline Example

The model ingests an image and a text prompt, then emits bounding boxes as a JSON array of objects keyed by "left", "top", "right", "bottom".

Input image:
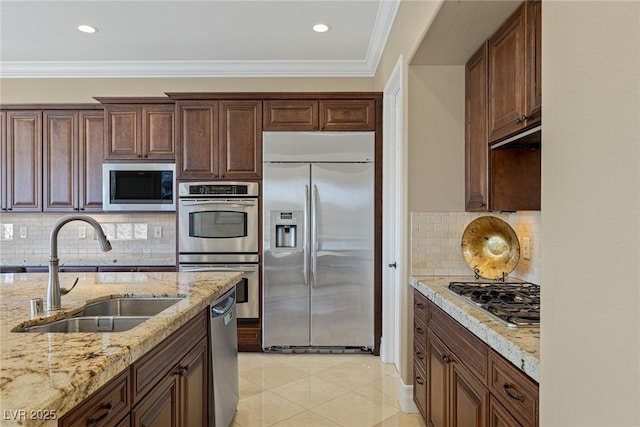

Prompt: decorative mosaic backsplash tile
[
  {"left": 0, "top": 213, "right": 175, "bottom": 256},
  {"left": 411, "top": 211, "right": 541, "bottom": 284}
]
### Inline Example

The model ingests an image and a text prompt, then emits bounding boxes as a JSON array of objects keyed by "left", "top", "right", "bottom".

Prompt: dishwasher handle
[{"left": 211, "top": 293, "right": 235, "bottom": 317}]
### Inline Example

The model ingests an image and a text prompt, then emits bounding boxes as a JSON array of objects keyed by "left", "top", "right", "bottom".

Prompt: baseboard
[{"left": 397, "top": 377, "right": 419, "bottom": 413}]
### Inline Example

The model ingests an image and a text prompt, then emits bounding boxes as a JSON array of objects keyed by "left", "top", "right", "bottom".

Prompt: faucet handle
[{"left": 60, "top": 277, "right": 79, "bottom": 296}]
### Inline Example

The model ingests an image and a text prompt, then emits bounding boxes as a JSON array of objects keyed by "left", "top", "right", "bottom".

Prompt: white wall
[{"left": 541, "top": 2, "right": 640, "bottom": 425}]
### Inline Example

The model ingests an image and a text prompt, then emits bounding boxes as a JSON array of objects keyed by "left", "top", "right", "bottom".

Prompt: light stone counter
[
  {"left": 0, "top": 271, "right": 241, "bottom": 426},
  {"left": 410, "top": 276, "right": 540, "bottom": 382}
]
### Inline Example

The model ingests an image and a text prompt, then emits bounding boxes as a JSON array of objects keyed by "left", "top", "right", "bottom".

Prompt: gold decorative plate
[{"left": 461, "top": 216, "right": 520, "bottom": 280}]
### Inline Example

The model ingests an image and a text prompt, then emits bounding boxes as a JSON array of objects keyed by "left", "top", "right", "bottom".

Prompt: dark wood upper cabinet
[
  {"left": 263, "top": 100, "right": 319, "bottom": 131},
  {"left": 43, "top": 110, "right": 104, "bottom": 212},
  {"left": 525, "top": 0, "right": 542, "bottom": 124},
  {"left": 219, "top": 100, "right": 262, "bottom": 180},
  {"left": 175, "top": 101, "right": 218, "bottom": 179},
  {"left": 465, "top": 43, "right": 490, "bottom": 212},
  {"left": 43, "top": 110, "right": 78, "bottom": 212},
  {"left": 98, "top": 98, "right": 175, "bottom": 161},
  {"left": 319, "top": 100, "right": 376, "bottom": 131},
  {"left": 488, "top": 2, "right": 541, "bottom": 144},
  {"left": 5, "top": 111, "right": 42, "bottom": 212},
  {"left": 0, "top": 111, "right": 6, "bottom": 211},
  {"left": 78, "top": 111, "right": 105, "bottom": 211}
]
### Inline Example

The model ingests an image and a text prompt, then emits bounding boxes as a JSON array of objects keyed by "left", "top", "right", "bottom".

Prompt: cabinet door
[
  {"left": 6, "top": 111, "right": 42, "bottom": 212},
  {"left": 427, "top": 330, "right": 450, "bottom": 427},
  {"left": 263, "top": 100, "right": 319, "bottom": 131},
  {"left": 525, "top": 0, "right": 542, "bottom": 124},
  {"left": 142, "top": 105, "right": 175, "bottom": 160},
  {"left": 131, "top": 374, "right": 180, "bottom": 427},
  {"left": 487, "top": 4, "right": 526, "bottom": 143},
  {"left": 105, "top": 106, "right": 139, "bottom": 160},
  {"left": 219, "top": 100, "right": 262, "bottom": 180},
  {"left": 79, "top": 111, "right": 104, "bottom": 211},
  {"left": 414, "top": 364, "right": 427, "bottom": 420},
  {"left": 450, "top": 362, "right": 488, "bottom": 427},
  {"left": 465, "top": 43, "right": 489, "bottom": 212},
  {"left": 176, "top": 102, "right": 218, "bottom": 179},
  {"left": 319, "top": 100, "right": 375, "bottom": 131},
  {"left": 489, "top": 396, "right": 522, "bottom": 427},
  {"left": 43, "top": 111, "right": 78, "bottom": 212},
  {"left": 1, "top": 111, "right": 6, "bottom": 211},
  {"left": 179, "top": 338, "right": 208, "bottom": 427}
]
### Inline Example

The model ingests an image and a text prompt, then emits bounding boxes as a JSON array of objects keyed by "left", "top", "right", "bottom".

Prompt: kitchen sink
[
  {"left": 76, "top": 296, "right": 185, "bottom": 317},
  {"left": 13, "top": 296, "right": 185, "bottom": 333},
  {"left": 14, "top": 316, "right": 150, "bottom": 333}
]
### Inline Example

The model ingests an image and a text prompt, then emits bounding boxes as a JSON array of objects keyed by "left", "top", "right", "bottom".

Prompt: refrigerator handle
[
  {"left": 311, "top": 184, "right": 318, "bottom": 287},
  {"left": 304, "top": 184, "right": 309, "bottom": 286}
]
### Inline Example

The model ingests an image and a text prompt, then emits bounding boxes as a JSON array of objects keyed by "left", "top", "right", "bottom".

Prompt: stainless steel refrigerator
[{"left": 262, "top": 131, "right": 374, "bottom": 351}]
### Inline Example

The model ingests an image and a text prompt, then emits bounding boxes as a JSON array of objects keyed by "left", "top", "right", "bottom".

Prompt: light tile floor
[{"left": 232, "top": 353, "right": 426, "bottom": 427}]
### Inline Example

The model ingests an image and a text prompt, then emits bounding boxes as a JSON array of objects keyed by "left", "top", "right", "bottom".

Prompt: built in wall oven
[{"left": 178, "top": 182, "right": 260, "bottom": 320}]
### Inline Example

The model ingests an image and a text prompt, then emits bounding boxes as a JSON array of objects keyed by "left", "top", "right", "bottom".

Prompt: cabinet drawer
[
  {"left": 131, "top": 310, "right": 208, "bottom": 402},
  {"left": 413, "top": 363, "right": 427, "bottom": 419},
  {"left": 414, "top": 337, "right": 427, "bottom": 374},
  {"left": 413, "top": 317, "right": 427, "bottom": 347},
  {"left": 59, "top": 369, "right": 129, "bottom": 427},
  {"left": 427, "top": 300, "right": 489, "bottom": 383},
  {"left": 489, "top": 352, "right": 539, "bottom": 427},
  {"left": 413, "top": 290, "right": 429, "bottom": 324}
]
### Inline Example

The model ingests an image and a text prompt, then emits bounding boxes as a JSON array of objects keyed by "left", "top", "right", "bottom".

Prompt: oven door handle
[
  {"left": 179, "top": 199, "right": 257, "bottom": 206},
  {"left": 182, "top": 266, "right": 257, "bottom": 273}
]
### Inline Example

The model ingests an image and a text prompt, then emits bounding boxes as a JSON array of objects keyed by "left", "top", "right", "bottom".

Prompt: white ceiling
[{"left": 0, "top": 0, "right": 400, "bottom": 78}]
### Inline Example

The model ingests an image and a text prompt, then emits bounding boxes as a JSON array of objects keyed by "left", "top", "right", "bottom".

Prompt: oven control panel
[{"left": 179, "top": 181, "right": 259, "bottom": 197}]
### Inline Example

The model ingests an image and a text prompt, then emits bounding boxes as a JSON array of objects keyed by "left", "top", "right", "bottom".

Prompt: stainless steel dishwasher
[{"left": 210, "top": 287, "right": 239, "bottom": 427}]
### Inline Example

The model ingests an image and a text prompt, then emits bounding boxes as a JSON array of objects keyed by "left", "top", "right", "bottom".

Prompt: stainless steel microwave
[{"left": 102, "top": 163, "right": 176, "bottom": 211}]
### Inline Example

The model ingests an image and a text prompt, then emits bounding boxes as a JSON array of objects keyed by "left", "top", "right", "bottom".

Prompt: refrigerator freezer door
[
  {"left": 263, "top": 162, "right": 311, "bottom": 347},
  {"left": 310, "top": 163, "right": 374, "bottom": 347}
]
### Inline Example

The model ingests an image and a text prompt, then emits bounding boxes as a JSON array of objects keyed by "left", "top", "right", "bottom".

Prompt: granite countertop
[
  {"left": 0, "top": 271, "right": 241, "bottom": 427},
  {"left": 0, "top": 253, "right": 176, "bottom": 267},
  {"left": 410, "top": 275, "right": 540, "bottom": 382}
]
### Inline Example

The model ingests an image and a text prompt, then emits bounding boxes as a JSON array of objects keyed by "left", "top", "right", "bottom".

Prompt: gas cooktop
[{"left": 448, "top": 281, "right": 540, "bottom": 328}]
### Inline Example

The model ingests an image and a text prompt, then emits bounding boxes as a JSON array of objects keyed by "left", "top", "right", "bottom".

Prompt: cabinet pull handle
[
  {"left": 415, "top": 376, "right": 424, "bottom": 385},
  {"left": 503, "top": 384, "right": 525, "bottom": 402},
  {"left": 416, "top": 351, "right": 424, "bottom": 360},
  {"left": 441, "top": 354, "right": 452, "bottom": 364},
  {"left": 480, "top": 202, "right": 486, "bottom": 208},
  {"left": 521, "top": 114, "right": 529, "bottom": 122},
  {"left": 86, "top": 402, "right": 112, "bottom": 426},
  {"left": 415, "top": 327, "right": 424, "bottom": 335},
  {"left": 173, "top": 364, "right": 190, "bottom": 376},
  {"left": 415, "top": 303, "right": 424, "bottom": 309}
]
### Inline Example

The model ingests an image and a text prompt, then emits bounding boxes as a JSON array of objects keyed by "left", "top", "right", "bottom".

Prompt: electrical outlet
[
  {"left": 153, "top": 226, "right": 162, "bottom": 239},
  {"left": 19, "top": 226, "right": 27, "bottom": 239},
  {"left": 78, "top": 226, "right": 86, "bottom": 239},
  {"left": 522, "top": 237, "right": 531, "bottom": 260}
]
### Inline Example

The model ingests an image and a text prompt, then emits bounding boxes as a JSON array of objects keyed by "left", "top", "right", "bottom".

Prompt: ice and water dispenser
[{"left": 270, "top": 211, "right": 302, "bottom": 250}]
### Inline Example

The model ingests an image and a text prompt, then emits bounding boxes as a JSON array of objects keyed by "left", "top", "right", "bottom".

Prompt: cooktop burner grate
[{"left": 448, "top": 281, "right": 540, "bottom": 328}]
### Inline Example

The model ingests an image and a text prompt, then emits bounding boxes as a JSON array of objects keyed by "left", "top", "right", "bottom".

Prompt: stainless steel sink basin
[
  {"left": 12, "top": 296, "right": 185, "bottom": 333},
  {"left": 15, "top": 316, "right": 150, "bottom": 333},
  {"left": 76, "top": 297, "right": 185, "bottom": 317}
]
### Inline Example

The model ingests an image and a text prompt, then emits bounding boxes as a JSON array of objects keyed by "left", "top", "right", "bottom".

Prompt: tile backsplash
[
  {"left": 411, "top": 211, "right": 541, "bottom": 284},
  {"left": 0, "top": 213, "right": 175, "bottom": 257}
]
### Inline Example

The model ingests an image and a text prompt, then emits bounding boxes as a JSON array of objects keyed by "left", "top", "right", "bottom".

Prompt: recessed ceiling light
[
  {"left": 77, "top": 24, "right": 97, "bottom": 34},
  {"left": 313, "top": 24, "right": 330, "bottom": 33}
]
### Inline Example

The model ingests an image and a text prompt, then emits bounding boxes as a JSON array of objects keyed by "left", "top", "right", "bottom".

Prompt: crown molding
[{"left": 0, "top": 0, "right": 400, "bottom": 79}]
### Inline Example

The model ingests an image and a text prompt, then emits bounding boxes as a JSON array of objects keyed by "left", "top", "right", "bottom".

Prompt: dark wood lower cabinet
[
  {"left": 414, "top": 290, "right": 539, "bottom": 427},
  {"left": 60, "top": 310, "right": 209, "bottom": 427},
  {"left": 131, "top": 374, "right": 180, "bottom": 427}
]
